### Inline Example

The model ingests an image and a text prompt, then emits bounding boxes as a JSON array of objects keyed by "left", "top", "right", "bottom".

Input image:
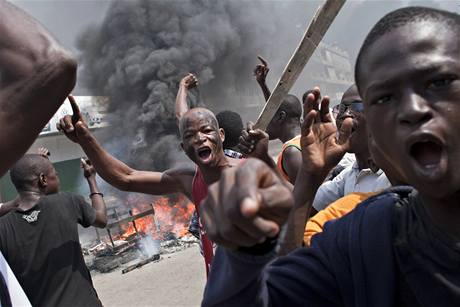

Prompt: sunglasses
[{"left": 347, "top": 101, "right": 364, "bottom": 113}]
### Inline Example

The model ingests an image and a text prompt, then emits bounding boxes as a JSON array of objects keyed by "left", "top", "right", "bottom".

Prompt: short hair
[
  {"left": 355, "top": 6, "right": 460, "bottom": 89},
  {"left": 216, "top": 110, "right": 243, "bottom": 149},
  {"left": 279, "top": 94, "right": 302, "bottom": 119},
  {"left": 10, "top": 154, "right": 53, "bottom": 191}
]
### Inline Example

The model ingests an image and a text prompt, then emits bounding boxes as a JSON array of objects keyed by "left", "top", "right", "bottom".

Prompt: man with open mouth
[
  {"left": 57, "top": 97, "right": 242, "bottom": 277},
  {"left": 311, "top": 84, "right": 391, "bottom": 214},
  {"left": 200, "top": 6, "right": 460, "bottom": 306}
]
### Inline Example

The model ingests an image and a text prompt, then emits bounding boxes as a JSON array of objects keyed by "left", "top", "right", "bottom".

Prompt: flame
[{"left": 119, "top": 196, "right": 195, "bottom": 241}]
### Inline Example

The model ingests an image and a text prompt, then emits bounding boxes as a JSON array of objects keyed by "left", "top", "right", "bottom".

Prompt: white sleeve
[
  {"left": 0, "top": 252, "right": 32, "bottom": 306},
  {"left": 312, "top": 168, "right": 348, "bottom": 211}
]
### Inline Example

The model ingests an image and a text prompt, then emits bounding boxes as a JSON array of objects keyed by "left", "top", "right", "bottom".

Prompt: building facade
[{"left": 0, "top": 97, "right": 109, "bottom": 202}]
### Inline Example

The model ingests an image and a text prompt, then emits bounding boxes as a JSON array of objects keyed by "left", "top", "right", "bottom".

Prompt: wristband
[{"left": 89, "top": 192, "right": 104, "bottom": 198}]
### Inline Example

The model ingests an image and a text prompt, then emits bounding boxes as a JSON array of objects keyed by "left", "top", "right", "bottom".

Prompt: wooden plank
[
  {"left": 254, "top": 0, "right": 346, "bottom": 130},
  {"left": 121, "top": 254, "right": 160, "bottom": 274},
  {"left": 106, "top": 208, "right": 154, "bottom": 229}
]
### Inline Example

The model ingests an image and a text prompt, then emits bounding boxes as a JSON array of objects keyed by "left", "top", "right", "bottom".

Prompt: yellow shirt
[{"left": 304, "top": 192, "right": 376, "bottom": 245}]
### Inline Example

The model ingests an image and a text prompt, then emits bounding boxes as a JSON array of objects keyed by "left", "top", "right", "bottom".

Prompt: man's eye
[
  {"left": 428, "top": 76, "right": 456, "bottom": 89},
  {"left": 375, "top": 95, "right": 392, "bottom": 105}
]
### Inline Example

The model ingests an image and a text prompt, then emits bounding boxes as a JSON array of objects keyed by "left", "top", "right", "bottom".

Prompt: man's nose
[
  {"left": 397, "top": 92, "right": 433, "bottom": 126},
  {"left": 195, "top": 132, "right": 207, "bottom": 143}
]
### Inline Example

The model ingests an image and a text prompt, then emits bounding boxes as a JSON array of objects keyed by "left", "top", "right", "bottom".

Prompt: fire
[{"left": 120, "top": 196, "right": 195, "bottom": 241}]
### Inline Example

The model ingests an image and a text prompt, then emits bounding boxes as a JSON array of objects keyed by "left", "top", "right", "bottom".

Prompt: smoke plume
[{"left": 77, "top": 0, "right": 279, "bottom": 170}]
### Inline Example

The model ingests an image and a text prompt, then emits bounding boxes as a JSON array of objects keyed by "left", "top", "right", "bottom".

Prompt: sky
[
  {"left": 9, "top": 0, "right": 460, "bottom": 171},
  {"left": 11, "top": 0, "right": 460, "bottom": 96}
]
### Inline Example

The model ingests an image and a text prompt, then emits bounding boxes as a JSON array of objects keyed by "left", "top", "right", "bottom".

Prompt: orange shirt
[
  {"left": 304, "top": 192, "right": 376, "bottom": 245},
  {"left": 276, "top": 135, "right": 301, "bottom": 181}
]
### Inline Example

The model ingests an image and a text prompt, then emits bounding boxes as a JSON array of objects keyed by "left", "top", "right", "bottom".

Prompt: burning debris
[{"left": 83, "top": 195, "right": 198, "bottom": 273}]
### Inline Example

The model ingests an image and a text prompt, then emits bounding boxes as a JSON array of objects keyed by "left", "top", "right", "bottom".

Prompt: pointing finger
[
  {"left": 63, "top": 115, "right": 74, "bottom": 133},
  {"left": 68, "top": 95, "right": 81, "bottom": 122},
  {"left": 257, "top": 55, "right": 268, "bottom": 66}
]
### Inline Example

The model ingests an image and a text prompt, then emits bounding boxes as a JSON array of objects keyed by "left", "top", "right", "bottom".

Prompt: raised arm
[
  {"left": 57, "top": 97, "right": 194, "bottom": 198},
  {"left": 0, "top": 0, "right": 77, "bottom": 176},
  {"left": 277, "top": 88, "right": 352, "bottom": 255},
  {"left": 81, "top": 158, "right": 107, "bottom": 228},
  {"left": 175, "top": 73, "right": 198, "bottom": 123},
  {"left": 253, "top": 56, "right": 271, "bottom": 101}
]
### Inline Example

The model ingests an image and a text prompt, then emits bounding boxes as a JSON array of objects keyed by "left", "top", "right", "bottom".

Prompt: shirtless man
[{"left": 57, "top": 97, "right": 255, "bottom": 275}]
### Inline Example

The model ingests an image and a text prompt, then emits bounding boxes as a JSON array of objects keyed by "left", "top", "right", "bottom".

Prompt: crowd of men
[{"left": 0, "top": 0, "right": 458, "bottom": 306}]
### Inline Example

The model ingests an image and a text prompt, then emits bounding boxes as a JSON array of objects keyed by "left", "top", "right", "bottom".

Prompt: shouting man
[
  {"left": 57, "top": 97, "right": 247, "bottom": 276},
  {"left": 200, "top": 6, "right": 460, "bottom": 306}
]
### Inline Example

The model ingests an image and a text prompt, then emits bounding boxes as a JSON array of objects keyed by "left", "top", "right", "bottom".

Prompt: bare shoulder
[
  {"left": 163, "top": 163, "right": 196, "bottom": 198},
  {"left": 283, "top": 145, "right": 301, "bottom": 157},
  {"left": 283, "top": 146, "right": 302, "bottom": 164}
]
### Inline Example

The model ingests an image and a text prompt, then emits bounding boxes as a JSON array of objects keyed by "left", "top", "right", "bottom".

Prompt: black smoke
[{"left": 77, "top": 0, "right": 280, "bottom": 171}]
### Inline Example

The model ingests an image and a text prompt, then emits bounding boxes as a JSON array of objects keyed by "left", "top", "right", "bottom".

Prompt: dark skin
[
  {"left": 336, "top": 85, "right": 371, "bottom": 170},
  {"left": 200, "top": 158, "right": 293, "bottom": 249},
  {"left": 0, "top": 0, "right": 77, "bottom": 177},
  {"left": 238, "top": 122, "right": 277, "bottom": 170},
  {"left": 179, "top": 108, "right": 239, "bottom": 185},
  {"left": 0, "top": 147, "right": 52, "bottom": 216},
  {"left": 175, "top": 73, "right": 198, "bottom": 123},
  {"left": 57, "top": 98, "right": 238, "bottom": 201},
  {"left": 279, "top": 90, "right": 352, "bottom": 254},
  {"left": 358, "top": 21, "right": 460, "bottom": 239},
  {"left": 251, "top": 56, "right": 302, "bottom": 184},
  {"left": 201, "top": 89, "right": 352, "bottom": 250},
  {"left": 14, "top": 158, "right": 107, "bottom": 227}
]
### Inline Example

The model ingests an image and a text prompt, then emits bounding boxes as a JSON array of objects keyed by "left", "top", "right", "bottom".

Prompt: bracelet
[{"left": 89, "top": 192, "right": 104, "bottom": 198}]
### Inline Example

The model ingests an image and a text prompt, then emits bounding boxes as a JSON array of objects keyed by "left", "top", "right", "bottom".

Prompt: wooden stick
[{"left": 254, "top": 0, "right": 346, "bottom": 130}]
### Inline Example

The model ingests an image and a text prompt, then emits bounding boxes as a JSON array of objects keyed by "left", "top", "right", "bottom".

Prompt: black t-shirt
[{"left": 0, "top": 192, "right": 102, "bottom": 307}]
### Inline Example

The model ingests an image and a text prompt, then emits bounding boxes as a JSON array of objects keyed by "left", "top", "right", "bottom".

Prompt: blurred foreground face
[{"left": 358, "top": 20, "right": 460, "bottom": 198}]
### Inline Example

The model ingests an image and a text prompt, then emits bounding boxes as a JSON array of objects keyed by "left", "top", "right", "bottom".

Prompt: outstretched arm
[
  {"left": 175, "top": 73, "right": 198, "bottom": 123},
  {"left": 254, "top": 56, "right": 271, "bottom": 101},
  {"left": 0, "top": 0, "right": 77, "bottom": 176},
  {"left": 200, "top": 159, "right": 341, "bottom": 306},
  {"left": 277, "top": 88, "right": 352, "bottom": 255},
  {"left": 58, "top": 97, "right": 194, "bottom": 198}
]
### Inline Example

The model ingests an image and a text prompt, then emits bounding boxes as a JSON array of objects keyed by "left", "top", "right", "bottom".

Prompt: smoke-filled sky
[
  {"left": 11, "top": 0, "right": 460, "bottom": 171},
  {"left": 12, "top": 0, "right": 459, "bottom": 96}
]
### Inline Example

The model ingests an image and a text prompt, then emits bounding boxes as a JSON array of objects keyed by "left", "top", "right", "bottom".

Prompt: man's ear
[
  {"left": 219, "top": 128, "right": 225, "bottom": 143},
  {"left": 279, "top": 111, "right": 287, "bottom": 122},
  {"left": 38, "top": 173, "right": 47, "bottom": 188}
]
